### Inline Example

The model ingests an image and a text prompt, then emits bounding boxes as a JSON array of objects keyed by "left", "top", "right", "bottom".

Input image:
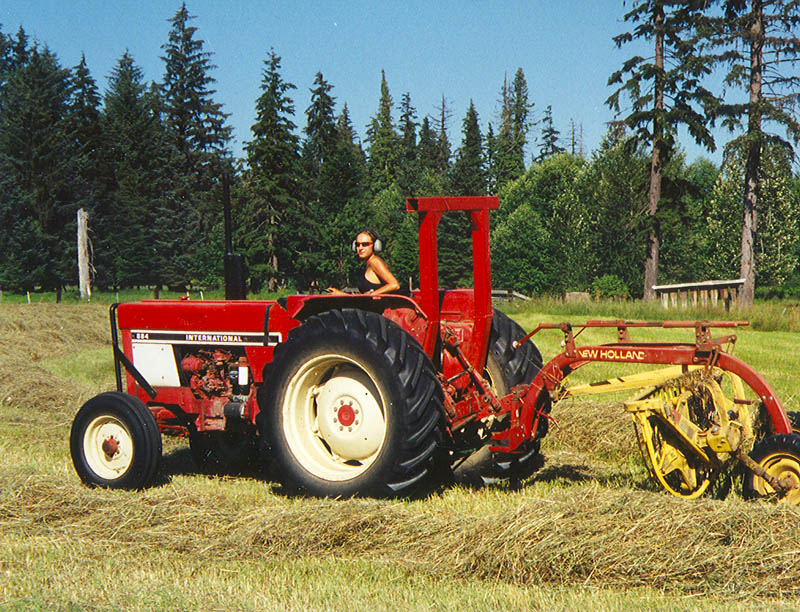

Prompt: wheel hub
[
  {"left": 336, "top": 402, "right": 356, "bottom": 427},
  {"left": 102, "top": 436, "right": 120, "bottom": 457},
  {"left": 314, "top": 368, "right": 385, "bottom": 462},
  {"left": 83, "top": 415, "right": 134, "bottom": 479},
  {"left": 757, "top": 454, "right": 800, "bottom": 502}
]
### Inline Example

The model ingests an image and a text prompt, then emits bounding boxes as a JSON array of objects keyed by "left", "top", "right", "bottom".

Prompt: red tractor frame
[{"left": 70, "top": 196, "right": 800, "bottom": 501}]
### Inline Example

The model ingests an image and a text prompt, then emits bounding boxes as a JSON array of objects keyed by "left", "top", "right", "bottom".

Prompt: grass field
[{"left": 2, "top": 301, "right": 800, "bottom": 611}]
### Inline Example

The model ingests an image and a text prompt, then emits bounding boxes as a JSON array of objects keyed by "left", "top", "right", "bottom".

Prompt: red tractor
[{"left": 70, "top": 196, "right": 800, "bottom": 501}]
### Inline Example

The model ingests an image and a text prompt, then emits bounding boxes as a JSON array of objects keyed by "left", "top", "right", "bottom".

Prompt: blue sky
[{"left": 1, "top": 1, "right": 724, "bottom": 164}]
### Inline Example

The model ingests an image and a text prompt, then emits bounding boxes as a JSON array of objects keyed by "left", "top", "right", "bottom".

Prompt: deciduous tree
[{"left": 705, "top": 139, "right": 798, "bottom": 287}]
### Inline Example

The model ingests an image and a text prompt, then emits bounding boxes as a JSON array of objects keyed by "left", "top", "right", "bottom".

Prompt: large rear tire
[
  {"left": 258, "top": 309, "right": 445, "bottom": 498},
  {"left": 454, "top": 309, "right": 549, "bottom": 484},
  {"left": 70, "top": 391, "right": 162, "bottom": 489}
]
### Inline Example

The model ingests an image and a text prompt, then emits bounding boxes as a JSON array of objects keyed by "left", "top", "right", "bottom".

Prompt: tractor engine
[
  {"left": 179, "top": 349, "right": 253, "bottom": 429},
  {"left": 181, "top": 349, "right": 251, "bottom": 400}
]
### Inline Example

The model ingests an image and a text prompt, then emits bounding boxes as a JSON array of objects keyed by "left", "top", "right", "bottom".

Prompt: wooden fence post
[{"left": 77, "top": 208, "right": 91, "bottom": 300}]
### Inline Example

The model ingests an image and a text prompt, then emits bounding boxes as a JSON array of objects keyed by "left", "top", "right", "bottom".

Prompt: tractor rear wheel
[
  {"left": 743, "top": 433, "right": 800, "bottom": 504},
  {"left": 258, "top": 309, "right": 445, "bottom": 498},
  {"left": 70, "top": 391, "right": 162, "bottom": 489},
  {"left": 454, "top": 309, "right": 549, "bottom": 484}
]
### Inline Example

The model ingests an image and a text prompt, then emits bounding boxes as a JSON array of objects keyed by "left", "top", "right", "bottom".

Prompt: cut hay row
[
  {"left": 2, "top": 470, "right": 799, "bottom": 599},
  {"left": 0, "top": 304, "right": 110, "bottom": 413}
]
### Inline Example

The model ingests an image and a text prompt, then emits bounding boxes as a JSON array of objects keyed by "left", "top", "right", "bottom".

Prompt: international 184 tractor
[{"left": 70, "top": 196, "right": 800, "bottom": 502}]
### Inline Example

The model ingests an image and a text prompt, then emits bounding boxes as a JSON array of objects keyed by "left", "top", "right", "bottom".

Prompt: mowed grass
[{"left": 2, "top": 303, "right": 800, "bottom": 611}]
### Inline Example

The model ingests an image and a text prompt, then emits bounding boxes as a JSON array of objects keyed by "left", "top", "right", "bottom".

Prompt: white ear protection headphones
[{"left": 352, "top": 230, "right": 383, "bottom": 254}]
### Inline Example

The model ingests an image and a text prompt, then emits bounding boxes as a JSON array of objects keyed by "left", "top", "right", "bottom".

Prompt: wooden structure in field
[{"left": 652, "top": 279, "right": 745, "bottom": 310}]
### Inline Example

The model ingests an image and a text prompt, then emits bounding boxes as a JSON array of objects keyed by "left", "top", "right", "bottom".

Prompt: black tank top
[{"left": 357, "top": 275, "right": 384, "bottom": 293}]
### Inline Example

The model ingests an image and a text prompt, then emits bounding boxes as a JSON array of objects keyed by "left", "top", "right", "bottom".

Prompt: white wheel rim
[
  {"left": 282, "top": 355, "right": 387, "bottom": 481},
  {"left": 83, "top": 414, "right": 134, "bottom": 480}
]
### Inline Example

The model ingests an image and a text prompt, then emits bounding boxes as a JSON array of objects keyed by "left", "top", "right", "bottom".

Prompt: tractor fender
[{"left": 283, "top": 294, "right": 428, "bottom": 324}]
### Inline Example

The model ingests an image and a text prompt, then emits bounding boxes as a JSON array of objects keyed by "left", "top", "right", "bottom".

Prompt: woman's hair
[{"left": 356, "top": 229, "right": 379, "bottom": 243}]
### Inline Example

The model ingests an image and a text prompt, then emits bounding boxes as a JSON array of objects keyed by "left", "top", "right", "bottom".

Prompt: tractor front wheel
[
  {"left": 70, "top": 391, "right": 162, "bottom": 489},
  {"left": 258, "top": 309, "right": 444, "bottom": 498}
]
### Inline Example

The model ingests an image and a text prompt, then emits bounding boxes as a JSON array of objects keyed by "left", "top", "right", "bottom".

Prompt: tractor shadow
[
  {"left": 527, "top": 459, "right": 657, "bottom": 493},
  {"left": 151, "top": 441, "right": 273, "bottom": 487},
  {"left": 149, "top": 447, "right": 647, "bottom": 497}
]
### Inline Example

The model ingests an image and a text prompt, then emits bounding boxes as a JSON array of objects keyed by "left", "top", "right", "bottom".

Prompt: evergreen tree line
[
  {"left": 1, "top": 2, "right": 799, "bottom": 300},
  {"left": 0, "top": 5, "right": 236, "bottom": 297}
]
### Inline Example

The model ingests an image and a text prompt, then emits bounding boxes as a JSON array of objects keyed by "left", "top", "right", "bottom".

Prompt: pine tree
[
  {"left": 299, "top": 71, "right": 341, "bottom": 286},
  {"left": 511, "top": 69, "right": 533, "bottom": 162},
  {"left": 65, "top": 54, "right": 108, "bottom": 289},
  {"left": 0, "top": 24, "right": 13, "bottom": 90},
  {"left": 494, "top": 69, "right": 532, "bottom": 186},
  {"left": 485, "top": 122, "right": 498, "bottom": 193},
  {"left": 608, "top": 0, "right": 716, "bottom": 299},
  {"left": 536, "top": 105, "right": 565, "bottom": 162},
  {"left": 336, "top": 103, "right": 359, "bottom": 144},
  {"left": 442, "top": 101, "right": 486, "bottom": 287},
  {"left": 450, "top": 101, "right": 486, "bottom": 195},
  {"left": 324, "top": 105, "right": 369, "bottom": 288},
  {"left": 161, "top": 2, "right": 231, "bottom": 183},
  {"left": 68, "top": 57, "right": 105, "bottom": 201},
  {"left": 0, "top": 46, "right": 77, "bottom": 295},
  {"left": 0, "top": 24, "right": 16, "bottom": 289},
  {"left": 397, "top": 92, "right": 419, "bottom": 195},
  {"left": 434, "top": 94, "right": 452, "bottom": 177},
  {"left": 9, "top": 27, "right": 28, "bottom": 72},
  {"left": 69, "top": 55, "right": 103, "bottom": 175},
  {"left": 417, "top": 116, "right": 439, "bottom": 175},
  {"left": 706, "top": 0, "right": 800, "bottom": 306},
  {"left": 100, "top": 51, "right": 176, "bottom": 289},
  {"left": 302, "top": 72, "right": 337, "bottom": 179},
  {"left": 242, "top": 49, "right": 300, "bottom": 291},
  {"left": 569, "top": 119, "right": 577, "bottom": 156},
  {"left": 159, "top": 3, "right": 233, "bottom": 286},
  {"left": 365, "top": 70, "right": 401, "bottom": 194}
]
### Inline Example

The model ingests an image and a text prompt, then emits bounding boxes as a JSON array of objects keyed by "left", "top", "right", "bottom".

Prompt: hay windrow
[
  {"left": 2, "top": 474, "right": 800, "bottom": 598},
  {"left": 0, "top": 304, "right": 109, "bottom": 413},
  {"left": 0, "top": 304, "right": 109, "bottom": 359}
]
